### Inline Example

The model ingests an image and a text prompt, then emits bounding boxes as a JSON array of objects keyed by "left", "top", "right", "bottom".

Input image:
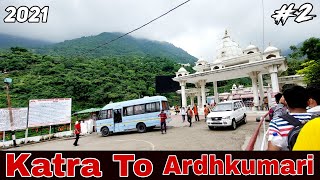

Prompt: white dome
[
  {"left": 264, "top": 46, "right": 279, "bottom": 53},
  {"left": 178, "top": 67, "right": 188, "bottom": 73},
  {"left": 245, "top": 44, "right": 257, "bottom": 50},
  {"left": 216, "top": 30, "right": 243, "bottom": 60}
]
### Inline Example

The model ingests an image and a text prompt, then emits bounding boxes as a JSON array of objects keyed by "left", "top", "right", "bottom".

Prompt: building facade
[{"left": 173, "top": 30, "right": 288, "bottom": 110}]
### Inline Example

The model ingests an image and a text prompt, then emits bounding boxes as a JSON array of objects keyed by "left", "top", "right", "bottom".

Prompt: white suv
[{"left": 206, "top": 100, "right": 247, "bottom": 130}]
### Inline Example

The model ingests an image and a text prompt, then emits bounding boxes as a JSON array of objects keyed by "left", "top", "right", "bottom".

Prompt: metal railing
[{"left": 245, "top": 117, "right": 268, "bottom": 151}]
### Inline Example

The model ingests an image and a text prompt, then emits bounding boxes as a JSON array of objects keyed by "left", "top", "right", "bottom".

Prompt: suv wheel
[{"left": 231, "top": 119, "right": 237, "bottom": 130}]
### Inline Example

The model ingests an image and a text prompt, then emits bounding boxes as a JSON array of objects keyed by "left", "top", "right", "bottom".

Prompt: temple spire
[{"left": 223, "top": 29, "right": 230, "bottom": 39}]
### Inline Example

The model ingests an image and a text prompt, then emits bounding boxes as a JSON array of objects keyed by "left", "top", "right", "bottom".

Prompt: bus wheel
[
  {"left": 101, "top": 127, "right": 110, "bottom": 137},
  {"left": 137, "top": 123, "right": 147, "bottom": 133}
]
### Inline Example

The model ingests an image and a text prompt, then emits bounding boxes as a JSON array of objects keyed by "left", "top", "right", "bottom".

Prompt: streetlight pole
[{"left": 4, "top": 78, "right": 17, "bottom": 147}]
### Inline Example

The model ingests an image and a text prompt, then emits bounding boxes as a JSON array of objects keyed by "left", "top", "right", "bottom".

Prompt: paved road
[{"left": 9, "top": 114, "right": 260, "bottom": 151}]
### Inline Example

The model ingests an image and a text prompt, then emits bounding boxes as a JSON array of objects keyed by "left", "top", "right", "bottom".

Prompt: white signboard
[
  {"left": 28, "top": 98, "right": 72, "bottom": 127},
  {"left": 0, "top": 108, "right": 28, "bottom": 131}
]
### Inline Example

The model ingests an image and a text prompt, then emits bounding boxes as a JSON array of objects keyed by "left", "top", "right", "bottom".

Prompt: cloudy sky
[{"left": 0, "top": 0, "right": 319, "bottom": 60}]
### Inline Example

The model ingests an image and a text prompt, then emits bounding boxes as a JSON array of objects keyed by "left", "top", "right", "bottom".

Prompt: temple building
[{"left": 173, "top": 30, "right": 288, "bottom": 110}]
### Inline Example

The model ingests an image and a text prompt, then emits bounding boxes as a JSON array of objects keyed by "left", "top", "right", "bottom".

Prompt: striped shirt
[{"left": 268, "top": 113, "right": 312, "bottom": 150}]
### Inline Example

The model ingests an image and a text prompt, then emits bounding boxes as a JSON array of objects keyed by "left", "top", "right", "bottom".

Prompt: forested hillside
[
  {"left": 35, "top": 32, "right": 197, "bottom": 64},
  {"left": 0, "top": 47, "right": 181, "bottom": 111}
]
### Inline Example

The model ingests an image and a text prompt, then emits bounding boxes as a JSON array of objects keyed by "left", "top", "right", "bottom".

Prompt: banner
[
  {"left": 1, "top": 151, "right": 319, "bottom": 179},
  {"left": 0, "top": 108, "right": 28, "bottom": 131},
  {"left": 28, "top": 98, "right": 72, "bottom": 127}
]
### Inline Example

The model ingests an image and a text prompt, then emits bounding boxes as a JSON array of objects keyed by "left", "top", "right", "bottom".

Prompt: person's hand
[{"left": 260, "top": 117, "right": 264, "bottom": 121}]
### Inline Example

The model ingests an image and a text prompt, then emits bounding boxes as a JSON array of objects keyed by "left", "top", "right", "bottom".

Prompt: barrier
[
  {"left": 0, "top": 130, "right": 73, "bottom": 148},
  {"left": 245, "top": 117, "right": 266, "bottom": 151}
]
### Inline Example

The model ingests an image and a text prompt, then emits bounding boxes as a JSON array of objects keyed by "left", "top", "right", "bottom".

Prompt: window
[
  {"left": 247, "top": 51, "right": 254, "bottom": 54},
  {"left": 234, "top": 103, "right": 239, "bottom": 110},
  {"left": 123, "top": 106, "right": 134, "bottom": 116},
  {"left": 146, "top": 102, "right": 160, "bottom": 112},
  {"left": 98, "top": 109, "right": 112, "bottom": 120},
  {"left": 155, "top": 102, "right": 160, "bottom": 111},
  {"left": 236, "top": 102, "right": 242, "bottom": 108},
  {"left": 161, "top": 101, "right": 169, "bottom": 110},
  {"left": 107, "top": 110, "right": 113, "bottom": 119},
  {"left": 134, "top": 104, "right": 146, "bottom": 115},
  {"left": 266, "top": 54, "right": 276, "bottom": 59}
]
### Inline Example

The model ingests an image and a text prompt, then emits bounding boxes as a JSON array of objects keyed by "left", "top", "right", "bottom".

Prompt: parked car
[{"left": 206, "top": 100, "right": 247, "bottom": 130}]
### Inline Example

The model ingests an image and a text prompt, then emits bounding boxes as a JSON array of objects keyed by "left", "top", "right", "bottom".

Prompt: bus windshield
[{"left": 161, "top": 101, "right": 169, "bottom": 110}]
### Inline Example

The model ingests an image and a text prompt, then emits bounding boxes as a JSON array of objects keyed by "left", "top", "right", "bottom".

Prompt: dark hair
[
  {"left": 283, "top": 86, "right": 308, "bottom": 109},
  {"left": 274, "top": 93, "right": 282, "bottom": 104},
  {"left": 307, "top": 86, "right": 320, "bottom": 105}
]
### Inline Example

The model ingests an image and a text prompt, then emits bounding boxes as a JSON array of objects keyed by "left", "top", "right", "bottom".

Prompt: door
[
  {"left": 113, "top": 109, "right": 125, "bottom": 132},
  {"left": 234, "top": 102, "right": 241, "bottom": 122}
]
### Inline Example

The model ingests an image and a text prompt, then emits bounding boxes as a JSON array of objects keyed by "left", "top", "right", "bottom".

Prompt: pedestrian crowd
[{"left": 263, "top": 85, "right": 320, "bottom": 151}]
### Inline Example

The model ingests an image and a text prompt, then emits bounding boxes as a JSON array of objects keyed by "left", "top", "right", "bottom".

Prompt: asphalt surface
[{"left": 8, "top": 114, "right": 260, "bottom": 151}]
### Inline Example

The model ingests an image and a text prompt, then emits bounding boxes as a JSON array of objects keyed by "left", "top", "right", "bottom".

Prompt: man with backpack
[
  {"left": 260, "top": 93, "right": 287, "bottom": 121},
  {"left": 267, "top": 86, "right": 312, "bottom": 151}
]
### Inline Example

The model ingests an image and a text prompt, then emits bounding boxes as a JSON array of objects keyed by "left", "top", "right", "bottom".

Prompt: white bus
[{"left": 96, "top": 96, "right": 172, "bottom": 136}]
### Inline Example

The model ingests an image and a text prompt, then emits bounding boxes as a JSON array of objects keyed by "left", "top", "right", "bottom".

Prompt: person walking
[
  {"left": 187, "top": 107, "right": 193, "bottom": 127},
  {"left": 193, "top": 104, "right": 199, "bottom": 122},
  {"left": 73, "top": 121, "right": 81, "bottom": 146},
  {"left": 204, "top": 105, "right": 210, "bottom": 122},
  {"left": 181, "top": 107, "right": 186, "bottom": 122},
  {"left": 158, "top": 109, "right": 167, "bottom": 134}
]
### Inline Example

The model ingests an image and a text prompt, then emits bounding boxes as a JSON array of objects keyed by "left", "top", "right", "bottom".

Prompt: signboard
[
  {"left": 0, "top": 108, "right": 28, "bottom": 131},
  {"left": 28, "top": 98, "right": 72, "bottom": 127}
]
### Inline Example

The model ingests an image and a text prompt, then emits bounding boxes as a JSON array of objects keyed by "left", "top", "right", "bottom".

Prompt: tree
[
  {"left": 297, "top": 60, "right": 320, "bottom": 85},
  {"left": 286, "top": 37, "right": 320, "bottom": 84},
  {"left": 300, "top": 37, "right": 320, "bottom": 61}
]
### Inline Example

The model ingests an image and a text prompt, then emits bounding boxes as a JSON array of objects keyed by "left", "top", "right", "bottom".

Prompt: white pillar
[
  {"left": 200, "top": 80, "right": 206, "bottom": 107},
  {"left": 190, "top": 94, "right": 195, "bottom": 107},
  {"left": 258, "top": 73, "right": 264, "bottom": 109},
  {"left": 180, "top": 81, "right": 187, "bottom": 108},
  {"left": 213, "top": 81, "right": 219, "bottom": 104},
  {"left": 197, "top": 90, "right": 201, "bottom": 107},
  {"left": 268, "top": 65, "right": 280, "bottom": 93},
  {"left": 249, "top": 72, "right": 259, "bottom": 110}
]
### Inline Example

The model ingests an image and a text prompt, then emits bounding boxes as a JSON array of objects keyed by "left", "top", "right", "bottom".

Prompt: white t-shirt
[{"left": 180, "top": 108, "right": 186, "bottom": 115}]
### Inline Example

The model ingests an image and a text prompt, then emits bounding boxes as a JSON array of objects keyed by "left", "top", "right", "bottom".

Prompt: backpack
[
  {"left": 279, "top": 114, "right": 306, "bottom": 151},
  {"left": 269, "top": 106, "right": 276, "bottom": 120}
]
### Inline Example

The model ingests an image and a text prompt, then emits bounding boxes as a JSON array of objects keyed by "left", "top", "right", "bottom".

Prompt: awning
[{"left": 73, "top": 108, "right": 101, "bottom": 115}]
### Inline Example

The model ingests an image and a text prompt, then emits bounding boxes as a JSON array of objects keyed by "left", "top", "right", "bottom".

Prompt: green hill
[
  {"left": 0, "top": 48, "right": 181, "bottom": 111},
  {"left": 0, "top": 33, "right": 52, "bottom": 49},
  {"left": 35, "top": 32, "right": 197, "bottom": 64}
]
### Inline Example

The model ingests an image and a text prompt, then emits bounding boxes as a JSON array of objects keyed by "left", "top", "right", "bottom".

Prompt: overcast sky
[{"left": 1, "top": 0, "right": 319, "bottom": 60}]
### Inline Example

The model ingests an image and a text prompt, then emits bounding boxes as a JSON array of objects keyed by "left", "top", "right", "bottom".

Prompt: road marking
[{"left": 115, "top": 139, "right": 155, "bottom": 150}]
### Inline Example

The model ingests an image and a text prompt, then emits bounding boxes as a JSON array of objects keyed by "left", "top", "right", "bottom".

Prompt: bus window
[
  {"left": 98, "top": 109, "right": 112, "bottom": 120},
  {"left": 98, "top": 110, "right": 106, "bottom": 120},
  {"left": 123, "top": 106, "right": 134, "bottom": 116},
  {"left": 161, "top": 101, "right": 169, "bottom": 110},
  {"left": 107, "top": 110, "right": 112, "bottom": 119},
  {"left": 134, "top": 104, "right": 145, "bottom": 115},
  {"left": 155, "top": 102, "right": 160, "bottom": 111},
  {"left": 146, "top": 102, "right": 158, "bottom": 113}
]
